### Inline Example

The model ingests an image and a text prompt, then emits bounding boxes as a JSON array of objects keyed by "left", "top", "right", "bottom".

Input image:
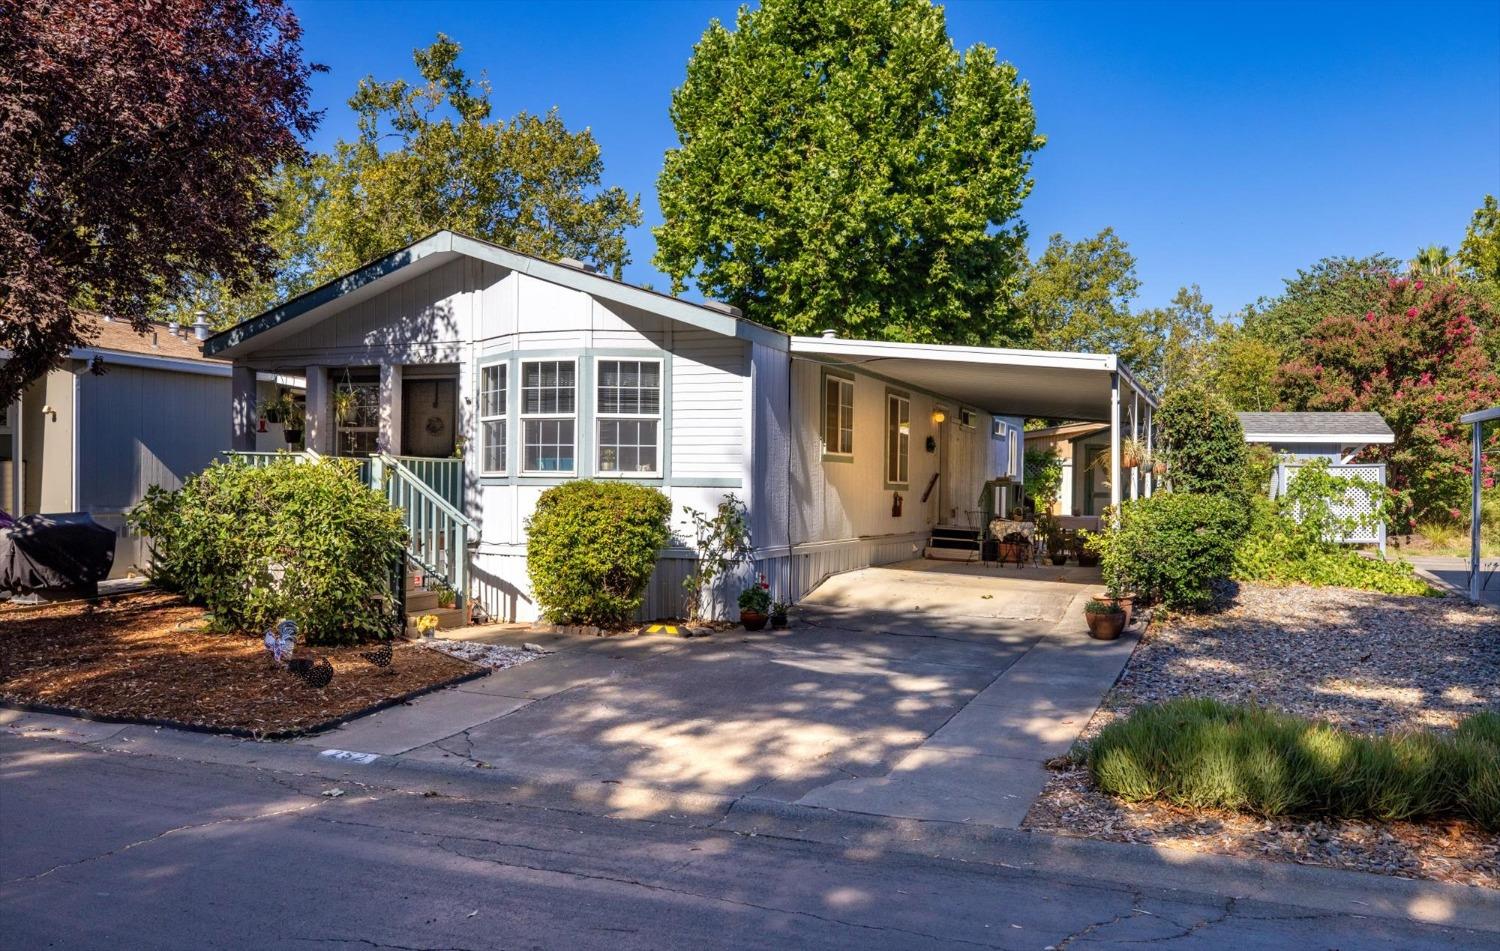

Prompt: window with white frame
[
  {"left": 479, "top": 363, "right": 507, "bottom": 474},
  {"left": 823, "top": 373, "right": 853, "bottom": 457},
  {"left": 596, "top": 359, "right": 661, "bottom": 474},
  {"left": 521, "top": 360, "right": 576, "bottom": 473},
  {"left": 335, "top": 380, "right": 380, "bottom": 457},
  {"left": 886, "top": 391, "right": 910, "bottom": 486}
]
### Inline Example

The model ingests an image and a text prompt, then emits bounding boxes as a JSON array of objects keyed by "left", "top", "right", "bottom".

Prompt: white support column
[
  {"left": 305, "top": 365, "right": 332, "bottom": 454},
  {"left": 1130, "top": 388, "right": 1140, "bottom": 501},
  {"left": 378, "top": 363, "right": 403, "bottom": 456},
  {"left": 1109, "top": 371, "right": 1122, "bottom": 514},
  {"left": 230, "top": 365, "right": 258, "bottom": 452},
  {"left": 10, "top": 395, "right": 23, "bottom": 515},
  {"left": 1474, "top": 419, "right": 1484, "bottom": 602},
  {"left": 1144, "top": 405, "right": 1154, "bottom": 497}
]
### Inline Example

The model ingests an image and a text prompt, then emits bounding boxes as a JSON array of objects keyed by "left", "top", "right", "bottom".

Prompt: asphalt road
[{"left": 0, "top": 734, "right": 1489, "bottom": 950}]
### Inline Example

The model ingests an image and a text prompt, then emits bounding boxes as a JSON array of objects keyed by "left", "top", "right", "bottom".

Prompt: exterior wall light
[{"left": 931, "top": 409, "right": 947, "bottom": 424}]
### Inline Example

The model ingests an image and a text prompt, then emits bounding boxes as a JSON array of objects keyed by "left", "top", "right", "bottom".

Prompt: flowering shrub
[{"left": 1275, "top": 281, "right": 1500, "bottom": 529}]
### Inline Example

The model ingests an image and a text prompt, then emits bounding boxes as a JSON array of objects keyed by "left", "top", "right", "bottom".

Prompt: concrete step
[{"left": 405, "top": 589, "right": 444, "bottom": 612}]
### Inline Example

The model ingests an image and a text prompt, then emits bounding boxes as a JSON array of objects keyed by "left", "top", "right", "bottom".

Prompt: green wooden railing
[{"left": 390, "top": 455, "right": 464, "bottom": 511}]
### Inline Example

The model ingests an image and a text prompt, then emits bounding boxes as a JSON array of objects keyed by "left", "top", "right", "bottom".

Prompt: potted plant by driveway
[
  {"left": 738, "top": 581, "right": 771, "bottom": 631},
  {"left": 996, "top": 531, "right": 1030, "bottom": 566},
  {"left": 1084, "top": 598, "right": 1126, "bottom": 640},
  {"left": 1074, "top": 537, "right": 1100, "bottom": 567},
  {"left": 769, "top": 600, "right": 789, "bottom": 629}
]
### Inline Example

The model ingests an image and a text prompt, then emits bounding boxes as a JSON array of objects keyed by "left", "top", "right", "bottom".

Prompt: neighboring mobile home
[
  {"left": 206, "top": 231, "right": 1158, "bottom": 622},
  {"left": 3, "top": 316, "right": 234, "bottom": 575}
]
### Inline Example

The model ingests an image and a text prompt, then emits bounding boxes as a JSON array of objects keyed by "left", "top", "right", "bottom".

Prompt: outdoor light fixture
[{"left": 931, "top": 409, "right": 947, "bottom": 424}]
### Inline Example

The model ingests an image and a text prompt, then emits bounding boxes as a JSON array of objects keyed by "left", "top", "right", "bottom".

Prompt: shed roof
[
  {"left": 1236, "top": 411, "right": 1393, "bottom": 443},
  {"left": 80, "top": 316, "right": 223, "bottom": 363}
]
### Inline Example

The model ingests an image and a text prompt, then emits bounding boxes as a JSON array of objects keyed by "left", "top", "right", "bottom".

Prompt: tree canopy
[
  {"left": 1238, "top": 253, "right": 1401, "bottom": 355},
  {"left": 653, "top": 0, "right": 1043, "bottom": 345},
  {"left": 1, "top": 0, "right": 321, "bottom": 404},
  {"left": 178, "top": 35, "right": 641, "bottom": 327}
]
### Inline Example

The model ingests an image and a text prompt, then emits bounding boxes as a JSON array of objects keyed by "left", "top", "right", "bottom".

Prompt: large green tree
[
  {"left": 1138, "top": 284, "right": 1216, "bottom": 393},
  {"left": 1019, "top": 228, "right": 1164, "bottom": 379},
  {"left": 1238, "top": 253, "right": 1400, "bottom": 354},
  {"left": 175, "top": 35, "right": 640, "bottom": 326},
  {"left": 653, "top": 0, "right": 1043, "bottom": 345}
]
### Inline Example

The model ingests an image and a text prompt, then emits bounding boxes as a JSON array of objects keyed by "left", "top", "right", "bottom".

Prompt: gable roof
[
  {"left": 203, "top": 230, "right": 784, "bottom": 358},
  {"left": 1237, "top": 411, "right": 1394, "bottom": 443}
]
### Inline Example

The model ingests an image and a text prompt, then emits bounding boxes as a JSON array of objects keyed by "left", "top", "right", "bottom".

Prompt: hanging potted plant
[
  {"left": 1120, "top": 438, "right": 1147, "bottom": 470},
  {"left": 333, "top": 387, "right": 359, "bottom": 425},
  {"left": 281, "top": 399, "right": 305, "bottom": 445},
  {"left": 738, "top": 581, "right": 771, "bottom": 631},
  {"left": 1152, "top": 457, "right": 1168, "bottom": 478},
  {"left": 1084, "top": 598, "right": 1126, "bottom": 640}
]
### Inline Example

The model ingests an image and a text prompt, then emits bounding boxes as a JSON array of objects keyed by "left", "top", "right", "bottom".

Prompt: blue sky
[{"left": 289, "top": 0, "right": 1500, "bottom": 317}]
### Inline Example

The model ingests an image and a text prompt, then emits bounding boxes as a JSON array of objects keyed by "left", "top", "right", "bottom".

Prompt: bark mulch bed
[
  {"left": 1024, "top": 583, "right": 1500, "bottom": 889},
  {"left": 0, "top": 592, "right": 481, "bottom": 737}
]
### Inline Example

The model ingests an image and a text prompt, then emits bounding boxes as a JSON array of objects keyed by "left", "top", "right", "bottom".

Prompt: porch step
[
  {"left": 931, "top": 525, "right": 982, "bottom": 543},
  {"left": 924, "top": 546, "right": 980, "bottom": 562},
  {"left": 404, "top": 606, "right": 467, "bottom": 637}
]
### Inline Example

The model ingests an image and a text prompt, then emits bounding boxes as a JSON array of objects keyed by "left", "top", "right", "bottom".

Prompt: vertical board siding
[
  {"left": 76, "top": 365, "right": 231, "bottom": 574},
  {"left": 750, "top": 341, "right": 791, "bottom": 549}
]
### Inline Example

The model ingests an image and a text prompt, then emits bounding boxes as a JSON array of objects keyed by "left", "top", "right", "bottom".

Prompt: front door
[{"left": 401, "top": 379, "right": 457, "bottom": 458}]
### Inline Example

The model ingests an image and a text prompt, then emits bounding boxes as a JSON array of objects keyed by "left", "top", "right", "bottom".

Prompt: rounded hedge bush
[
  {"left": 127, "top": 457, "right": 408, "bottom": 644},
  {"left": 1091, "top": 491, "right": 1247, "bottom": 611},
  {"left": 1156, "top": 383, "right": 1248, "bottom": 495},
  {"left": 525, "top": 480, "right": 672, "bottom": 626}
]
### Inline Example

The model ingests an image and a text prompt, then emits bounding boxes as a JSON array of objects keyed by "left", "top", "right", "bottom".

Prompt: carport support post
[
  {"left": 1474, "top": 418, "right": 1484, "bottom": 602},
  {"left": 1144, "top": 405, "right": 1154, "bottom": 497},
  {"left": 1109, "top": 371, "right": 1122, "bottom": 516},
  {"left": 1130, "top": 389, "right": 1140, "bottom": 501}
]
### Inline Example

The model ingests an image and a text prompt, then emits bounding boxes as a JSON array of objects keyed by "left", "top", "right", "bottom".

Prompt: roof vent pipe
[
  {"left": 820, "top": 328, "right": 838, "bottom": 339},
  {"left": 557, "top": 256, "right": 597, "bottom": 273},
  {"left": 192, "top": 311, "right": 212, "bottom": 341}
]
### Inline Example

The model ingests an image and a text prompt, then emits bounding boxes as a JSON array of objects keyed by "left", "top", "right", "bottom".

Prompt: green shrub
[
  {"left": 1024, "top": 447, "right": 1064, "bottom": 510},
  {"left": 1087, "top": 700, "right": 1498, "bottom": 830},
  {"left": 525, "top": 480, "right": 672, "bottom": 626},
  {"left": 1155, "top": 384, "right": 1248, "bottom": 494},
  {"left": 127, "top": 457, "right": 407, "bottom": 644},
  {"left": 1233, "top": 462, "right": 1438, "bottom": 596},
  {"left": 1087, "top": 492, "right": 1246, "bottom": 610}
]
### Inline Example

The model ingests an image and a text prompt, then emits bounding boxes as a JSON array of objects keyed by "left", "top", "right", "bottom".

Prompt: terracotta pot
[
  {"left": 1085, "top": 610, "right": 1126, "bottom": 640},
  {"left": 997, "top": 541, "right": 1029, "bottom": 565},
  {"left": 741, "top": 610, "right": 768, "bottom": 631},
  {"left": 1098, "top": 594, "right": 1135, "bottom": 626}
]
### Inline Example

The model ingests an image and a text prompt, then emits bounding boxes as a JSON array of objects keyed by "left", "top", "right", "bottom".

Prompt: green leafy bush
[
  {"left": 1087, "top": 699, "right": 1498, "bottom": 830},
  {"left": 1233, "top": 461, "right": 1437, "bottom": 596},
  {"left": 1155, "top": 383, "right": 1248, "bottom": 494},
  {"left": 525, "top": 480, "right": 672, "bottom": 626},
  {"left": 127, "top": 457, "right": 407, "bottom": 644},
  {"left": 1087, "top": 492, "right": 1246, "bottom": 610},
  {"left": 1024, "top": 447, "right": 1064, "bottom": 510}
]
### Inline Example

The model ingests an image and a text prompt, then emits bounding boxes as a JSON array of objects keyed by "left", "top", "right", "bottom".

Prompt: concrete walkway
[
  {"left": 1408, "top": 554, "right": 1500, "bottom": 605},
  {"left": 290, "top": 559, "right": 1129, "bottom": 828}
]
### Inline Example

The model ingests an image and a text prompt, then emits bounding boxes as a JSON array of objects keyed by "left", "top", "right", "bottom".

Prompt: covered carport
[{"left": 788, "top": 336, "right": 1160, "bottom": 508}]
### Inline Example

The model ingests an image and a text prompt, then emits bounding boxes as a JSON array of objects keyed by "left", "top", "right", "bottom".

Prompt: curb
[{"left": 0, "top": 666, "right": 490, "bottom": 741}]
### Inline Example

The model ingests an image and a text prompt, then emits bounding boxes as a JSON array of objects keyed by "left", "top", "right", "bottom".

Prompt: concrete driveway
[{"left": 307, "top": 560, "right": 1130, "bottom": 826}]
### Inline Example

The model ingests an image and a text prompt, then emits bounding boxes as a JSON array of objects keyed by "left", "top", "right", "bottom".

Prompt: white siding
[{"left": 671, "top": 329, "right": 746, "bottom": 480}]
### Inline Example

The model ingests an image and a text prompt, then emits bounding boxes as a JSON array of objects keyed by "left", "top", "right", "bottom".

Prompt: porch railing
[
  {"left": 372, "top": 454, "right": 473, "bottom": 611},
  {"left": 390, "top": 455, "right": 464, "bottom": 511},
  {"left": 224, "top": 449, "right": 472, "bottom": 609},
  {"left": 1272, "top": 462, "right": 1387, "bottom": 553}
]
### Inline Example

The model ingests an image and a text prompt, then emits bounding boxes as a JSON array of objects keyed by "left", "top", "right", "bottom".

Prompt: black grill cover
[{"left": 0, "top": 513, "right": 116, "bottom": 595}]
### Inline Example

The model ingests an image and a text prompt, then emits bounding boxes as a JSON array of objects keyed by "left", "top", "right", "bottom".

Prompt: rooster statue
[
  {"left": 360, "top": 641, "right": 394, "bottom": 670},
  {"left": 287, "top": 656, "right": 334, "bottom": 689},
  {"left": 263, "top": 619, "right": 297, "bottom": 665}
]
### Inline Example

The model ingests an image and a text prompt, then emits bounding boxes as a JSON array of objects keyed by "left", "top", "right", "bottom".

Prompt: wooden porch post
[
  {"left": 230, "top": 365, "right": 257, "bottom": 452},
  {"left": 1109, "top": 371, "right": 1122, "bottom": 514},
  {"left": 305, "top": 366, "right": 331, "bottom": 454},
  {"left": 378, "top": 363, "right": 403, "bottom": 456}
]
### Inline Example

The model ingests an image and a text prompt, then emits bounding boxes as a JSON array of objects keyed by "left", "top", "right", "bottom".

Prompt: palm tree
[{"left": 1409, "top": 244, "right": 1460, "bottom": 279}]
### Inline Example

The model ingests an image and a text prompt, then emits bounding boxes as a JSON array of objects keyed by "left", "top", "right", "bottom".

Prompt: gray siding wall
[{"left": 76, "top": 364, "right": 230, "bottom": 575}]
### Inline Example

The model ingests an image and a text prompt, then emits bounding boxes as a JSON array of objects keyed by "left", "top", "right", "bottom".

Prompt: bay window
[
  {"left": 521, "top": 359, "right": 576, "bottom": 473},
  {"left": 596, "top": 358, "right": 661, "bottom": 475},
  {"left": 479, "top": 363, "right": 507, "bottom": 474}
]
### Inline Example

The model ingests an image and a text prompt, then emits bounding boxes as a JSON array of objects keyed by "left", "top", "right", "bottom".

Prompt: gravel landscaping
[
  {"left": 1025, "top": 583, "right": 1500, "bottom": 889},
  {"left": 424, "top": 639, "right": 542, "bottom": 670}
]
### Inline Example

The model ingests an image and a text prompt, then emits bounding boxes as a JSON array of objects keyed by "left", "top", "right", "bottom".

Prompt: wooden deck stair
[{"left": 403, "top": 572, "right": 467, "bottom": 636}]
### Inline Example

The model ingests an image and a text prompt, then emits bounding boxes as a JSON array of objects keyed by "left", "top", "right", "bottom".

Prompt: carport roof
[{"left": 789, "top": 337, "right": 1155, "bottom": 422}]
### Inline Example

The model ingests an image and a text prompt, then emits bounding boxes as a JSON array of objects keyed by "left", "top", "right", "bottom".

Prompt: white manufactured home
[{"left": 207, "top": 231, "right": 1157, "bottom": 622}]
